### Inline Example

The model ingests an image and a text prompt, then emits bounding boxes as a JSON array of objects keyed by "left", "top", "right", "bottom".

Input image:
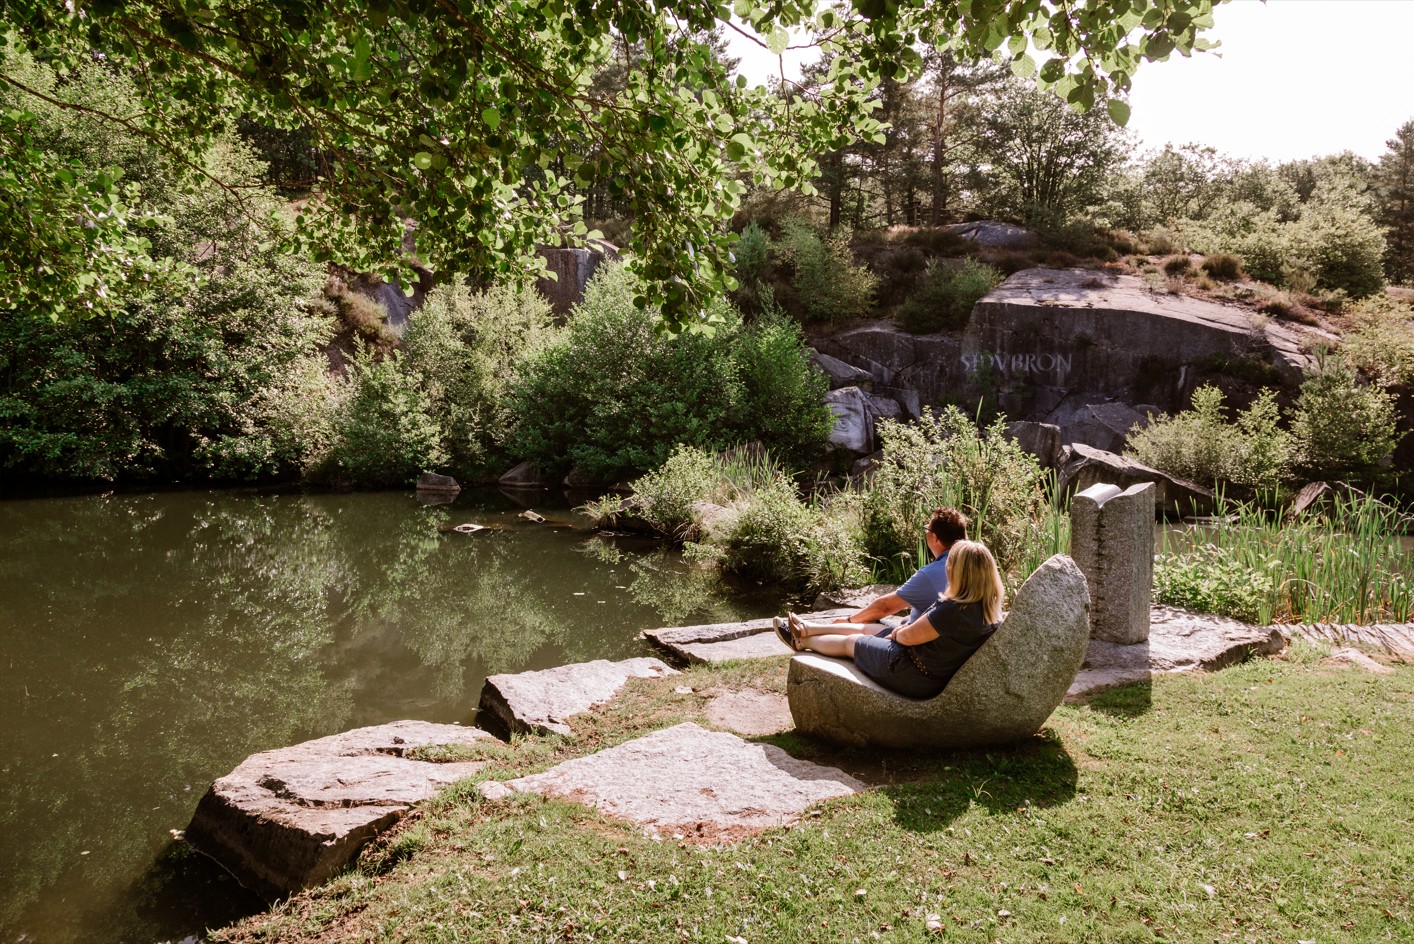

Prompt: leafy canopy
[{"left": 1, "top": 0, "right": 1223, "bottom": 327}]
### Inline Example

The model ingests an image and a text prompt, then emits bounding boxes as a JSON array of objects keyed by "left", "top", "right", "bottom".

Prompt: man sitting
[{"left": 840, "top": 507, "right": 968, "bottom": 627}]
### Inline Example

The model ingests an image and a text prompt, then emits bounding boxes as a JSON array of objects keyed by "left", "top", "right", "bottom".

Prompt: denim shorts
[{"left": 852, "top": 628, "right": 945, "bottom": 699}]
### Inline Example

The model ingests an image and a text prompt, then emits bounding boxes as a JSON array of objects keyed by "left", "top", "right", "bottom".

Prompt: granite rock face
[
  {"left": 810, "top": 351, "right": 875, "bottom": 390},
  {"left": 478, "top": 658, "right": 679, "bottom": 737},
  {"left": 824, "top": 386, "right": 876, "bottom": 454},
  {"left": 535, "top": 241, "right": 617, "bottom": 314},
  {"left": 185, "top": 721, "right": 494, "bottom": 900},
  {"left": 942, "top": 220, "right": 1039, "bottom": 248},
  {"left": 492, "top": 722, "right": 863, "bottom": 834},
  {"left": 1058, "top": 443, "right": 1215, "bottom": 518},
  {"left": 787, "top": 555, "right": 1091, "bottom": 749},
  {"left": 1070, "top": 482, "right": 1155, "bottom": 644},
  {"left": 1005, "top": 421, "right": 1064, "bottom": 469}
]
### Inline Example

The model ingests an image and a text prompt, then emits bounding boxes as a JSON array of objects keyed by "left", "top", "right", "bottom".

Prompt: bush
[
  {"left": 321, "top": 348, "right": 447, "bottom": 486},
  {"left": 778, "top": 218, "right": 878, "bottom": 323},
  {"left": 1201, "top": 253, "right": 1244, "bottom": 280},
  {"left": 860, "top": 407, "right": 1056, "bottom": 586},
  {"left": 1126, "top": 385, "right": 1291, "bottom": 496},
  {"left": 1162, "top": 255, "right": 1192, "bottom": 276},
  {"left": 506, "top": 263, "right": 831, "bottom": 482},
  {"left": 1289, "top": 358, "right": 1402, "bottom": 483},
  {"left": 1341, "top": 308, "right": 1414, "bottom": 387},
  {"left": 622, "top": 445, "right": 783, "bottom": 542},
  {"left": 894, "top": 259, "right": 1003, "bottom": 334},
  {"left": 733, "top": 222, "right": 771, "bottom": 286},
  {"left": 1153, "top": 546, "right": 1276, "bottom": 624},
  {"left": 1288, "top": 205, "right": 1388, "bottom": 299},
  {"left": 402, "top": 280, "right": 554, "bottom": 477}
]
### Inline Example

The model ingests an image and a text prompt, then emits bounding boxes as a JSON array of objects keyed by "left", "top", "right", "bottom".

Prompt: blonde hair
[{"left": 942, "top": 540, "right": 1004, "bottom": 624}]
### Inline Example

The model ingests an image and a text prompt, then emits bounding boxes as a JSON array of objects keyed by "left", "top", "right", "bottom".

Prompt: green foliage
[
  {"left": 1162, "top": 254, "right": 1192, "bottom": 276},
  {"left": 621, "top": 445, "right": 785, "bottom": 542},
  {"left": 1153, "top": 544, "right": 1276, "bottom": 624},
  {"left": 402, "top": 280, "right": 554, "bottom": 477},
  {"left": 1375, "top": 119, "right": 1414, "bottom": 284},
  {"left": 320, "top": 349, "right": 447, "bottom": 487},
  {"left": 5, "top": 0, "right": 1216, "bottom": 328},
  {"left": 1126, "top": 385, "right": 1291, "bottom": 497},
  {"left": 1287, "top": 204, "right": 1388, "bottom": 299},
  {"left": 732, "top": 222, "right": 771, "bottom": 287},
  {"left": 778, "top": 219, "right": 878, "bottom": 323},
  {"left": 1289, "top": 358, "right": 1402, "bottom": 483},
  {"left": 860, "top": 407, "right": 1059, "bottom": 588},
  {"left": 507, "top": 263, "right": 831, "bottom": 482},
  {"left": 718, "top": 476, "right": 871, "bottom": 591},
  {"left": 894, "top": 258, "right": 1003, "bottom": 333},
  {"left": 1157, "top": 492, "right": 1414, "bottom": 624},
  {"left": 1341, "top": 305, "right": 1414, "bottom": 387},
  {"left": 0, "top": 62, "right": 334, "bottom": 483}
]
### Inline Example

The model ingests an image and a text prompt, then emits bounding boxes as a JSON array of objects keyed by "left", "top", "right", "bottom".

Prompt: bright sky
[{"left": 727, "top": 0, "right": 1414, "bottom": 164}]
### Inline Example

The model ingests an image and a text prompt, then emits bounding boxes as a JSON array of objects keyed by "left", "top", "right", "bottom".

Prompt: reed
[{"left": 1156, "top": 491, "right": 1413, "bottom": 625}]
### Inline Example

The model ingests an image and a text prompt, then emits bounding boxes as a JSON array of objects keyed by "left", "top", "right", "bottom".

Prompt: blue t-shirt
[{"left": 896, "top": 550, "right": 949, "bottom": 623}]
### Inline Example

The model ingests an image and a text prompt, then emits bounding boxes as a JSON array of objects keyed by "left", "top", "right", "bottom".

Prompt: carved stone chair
[{"left": 786, "top": 555, "right": 1091, "bottom": 750}]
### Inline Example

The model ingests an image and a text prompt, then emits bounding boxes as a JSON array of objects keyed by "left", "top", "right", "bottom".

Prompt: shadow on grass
[
  {"left": 1079, "top": 677, "right": 1154, "bottom": 718},
  {"left": 754, "top": 728, "right": 1078, "bottom": 833}
]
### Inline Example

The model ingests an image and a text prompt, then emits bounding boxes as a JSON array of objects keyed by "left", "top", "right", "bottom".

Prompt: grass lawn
[{"left": 217, "top": 646, "right": 1413, "bottom": 943}]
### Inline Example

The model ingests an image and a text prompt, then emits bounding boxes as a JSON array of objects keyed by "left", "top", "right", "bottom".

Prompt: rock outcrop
[
  {"left": 477, "top": 658, "right": 679, "bottom": 737},
  {"left": 1057, "top": 443, "right": 1215, "bottom": 518},
  {"left": 535, "top": 240, "right": 618, "bottom": 314},
  {"left": 942, "top": 220, "right": 1039, "bottom": 249},
  {"left": 787, "top": 555, "right": 1091, "bottom": 749},
  {"left": 185, "top": 721, "right": 493, "bottom": 900}
]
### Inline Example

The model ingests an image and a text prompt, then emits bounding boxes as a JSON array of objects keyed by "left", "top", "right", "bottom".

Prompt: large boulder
[
  {"left": 1058, "top": 443, "right": 1215, "bottom": 518},
  {"left": 942, "top": 220, "right": 1039, "bottom": 249},
  {"left": 809, "top": 351, "right": 875, "bottom": 391},
  {"left": 1057, "top": 401, "right": 1151, "bottom": 453},
  {"left": 535, "top": 241, "right": 618, "bottom": 314},
  {"left": 1004, "top": 421, "right": 1064, "bottom": 469},
  {"left": 787, "top": 555, "right": 1091, "bottom": 750},
  {"left": 824, "top": 386, "right": 875, "bottom": 454},
  {"left": 478, "top": 658, "right": 679, "bottom": 737},
  {"left": 185, "top": 721, "right": 493, "bottom": 900},
  {"left": 499, "top": 460, "right": 552, "bottom": 488}
]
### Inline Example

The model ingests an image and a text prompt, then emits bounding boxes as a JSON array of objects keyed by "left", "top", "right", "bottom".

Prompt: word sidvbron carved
[
  {"left": 1070, "top": 481, "right": 1155, "bottom": 644},
  {"left": 959, "top": 351, "right": 1073, "bottom": 376}
]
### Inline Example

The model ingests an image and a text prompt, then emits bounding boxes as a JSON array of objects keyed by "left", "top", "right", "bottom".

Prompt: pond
[{"left": 0, "top": 488, "right": 790, "bottom": 944}]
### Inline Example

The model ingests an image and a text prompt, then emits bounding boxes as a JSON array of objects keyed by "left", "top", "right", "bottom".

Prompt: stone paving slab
[
  {"left": 478, "top": 657, "right": 678, "bottom": 737},
  {"left": 1067, "top": 606, "right": 1285, "bottom": 700},
  {"left": 643, "top": 609, "right": 853, "bottom": 664},
  {"left": 1286, "top": 622, "right": 1414, "bottom": 662},
  {"left": 484, "top": 722, "right": 862, "bottom": 836},
  {"left": 186, "top": 721, "right": 494, "bottom": 899}
]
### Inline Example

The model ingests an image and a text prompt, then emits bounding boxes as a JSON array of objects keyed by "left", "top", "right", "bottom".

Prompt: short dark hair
[{"left": 927, "top": 507, "right": 968, "bottom": 547}]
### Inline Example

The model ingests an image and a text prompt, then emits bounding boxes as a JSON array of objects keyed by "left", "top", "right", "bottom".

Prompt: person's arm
[
  {"left": 889, "top": 613, "right": 940, "bottom": 646},
  {"left": 836, "top": 591, "right": 908, "bottom": 625}
]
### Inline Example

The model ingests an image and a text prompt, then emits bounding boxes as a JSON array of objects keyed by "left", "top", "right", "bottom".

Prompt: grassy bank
[{"left": 216, "top": 648, "right": 1412, "bottom": 944}]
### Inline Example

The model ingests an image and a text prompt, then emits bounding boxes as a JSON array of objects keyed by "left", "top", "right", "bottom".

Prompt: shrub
[
  {"left": 778, "top": 218, "right": 878, "bottom": 323},
  {"left": 894, "top": 259, "right": 1004, "bottom": 334},
  {"left": 1202, "top": 253, "right": 1244, "bottom": 280},
  {"left": 506, "top": 263, "right": 831, "bottom": 482},
  {"left": 1288, "top": 205, "right": 1387, "bottom": 299},
  {"left": 322, "top": 348, "right": 447, "bottom": 486},
  {"left": 1161, "top": 255, "right": 1192, "bottom": 276},
  {"left": 1341, "top": 308, "right": 1414, "bottom": 387},
  {"left": 622, "top": 445, "right": 783, "bottom": 541},
  {"left": 1153, "top": 545, "right": 1276, "bottom": 624},
  {"left": 732, "top": 222, "right": 771, "bottom": 288},
  {"left": 1126, "top": 385, "right": 1291, "bottom": 496},
  {"left": 402, "top": 280, "right": 554, "bottom": 477},
  {"left": 1289, "top": 358, "right": 1402, "bottom": 483},
  {"left": 859, "top": 407, "right": 1056, "bottom": 587},
  {"left": 1142, "top": 227, "right": 1181, "bottom": 254}
]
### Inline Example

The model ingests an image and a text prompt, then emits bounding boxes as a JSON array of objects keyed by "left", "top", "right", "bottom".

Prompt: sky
[{"left": 727, "top": 0, "right": 1414, "bottom": 164}]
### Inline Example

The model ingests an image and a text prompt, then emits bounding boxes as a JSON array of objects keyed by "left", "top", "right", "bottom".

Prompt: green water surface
[{"left": 0, "top": 488, "right": 787, "bottom": 944}]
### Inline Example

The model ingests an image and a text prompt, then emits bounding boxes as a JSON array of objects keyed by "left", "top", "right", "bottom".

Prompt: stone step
[
  {"left": 1285, "top": 622, "right": 1414, "bottom": 662},
  {"left": 185, "top": 721, "right": 496, "bottom": 900},
  {"left": 479, "top": 722, "right": 862, "bottom": 838},
  {"left": 477, "top": 657, "right": 678, "bottom": 737},
  {"left": 643, "top": 609, "right": 854, "bottom": 664}
]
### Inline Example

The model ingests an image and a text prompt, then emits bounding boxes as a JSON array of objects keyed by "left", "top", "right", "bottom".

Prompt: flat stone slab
[
  {"left": 1287, "top": 622, "right": 1414, "bottom": 662},
  {"left": 478, "top": 658, "right": 678, "bottom": 737},
  {"left": 488, "top": 722, "right": 862, "bottom": 836},
  {"left": 1067, "top": 606, "right": 1285, "bottom": 700},
  {"left": 705, "top": 689, "right": 794, "bottom": 736},
  {"left": 643, "top": 609, "right": 852, "bottom": 664},
  {"left": 186, "top": 721, "right": 494, "bottom": 899},
  {"left": 1327, "top": 647, "right": 1395, "bottom": 674}
]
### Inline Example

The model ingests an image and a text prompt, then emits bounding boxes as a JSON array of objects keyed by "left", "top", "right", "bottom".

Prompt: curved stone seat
[{"left": 786, "top": 554, "right": 1091, "bottom": 750}]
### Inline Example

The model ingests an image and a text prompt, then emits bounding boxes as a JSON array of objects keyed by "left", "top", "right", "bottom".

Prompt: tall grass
[{"left": 1156, "top": 491, "right": 1413, "bottom": 625}]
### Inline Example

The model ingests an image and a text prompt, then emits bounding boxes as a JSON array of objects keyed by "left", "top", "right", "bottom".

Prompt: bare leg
[
  {"left": 796, "top": 632, "right": 860, "bottom": 659},
  {"left": 789, "top": 612, "right": 885, "bottom": 640}
]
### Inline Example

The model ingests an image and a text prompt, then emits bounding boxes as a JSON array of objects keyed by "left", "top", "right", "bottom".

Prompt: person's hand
[{"left": 832, "top": 617, "right": 849, "bottom": 624}]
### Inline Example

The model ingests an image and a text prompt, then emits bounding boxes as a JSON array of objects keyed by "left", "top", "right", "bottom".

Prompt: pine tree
[{"left": 1375, "top": 120, "right": 1414, "bottom": 284}]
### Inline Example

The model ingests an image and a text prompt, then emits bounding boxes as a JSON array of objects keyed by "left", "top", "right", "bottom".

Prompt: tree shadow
[{"left": 1080, "top": 676, "right": 1154, "bottom": 718}]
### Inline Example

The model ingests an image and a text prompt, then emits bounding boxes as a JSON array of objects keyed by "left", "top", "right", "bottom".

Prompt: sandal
[{"left": 773, "top": 616, "right": 799, "bottom": 652}]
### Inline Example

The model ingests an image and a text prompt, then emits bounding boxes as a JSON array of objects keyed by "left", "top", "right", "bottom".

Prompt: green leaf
[
  {"left": 412, "top": 152, "right": 433, "bottom": 170},
  {"left": 1010, "top": 54, "right": 1036, "bottom": 79},
  {"left": 482, "top": 107, "right": 501, "bottom": 129},
  {"left": 350, "top": 34, "right": 372, "bottom": 81},
  {"left": 1107, "top": 98, "right": 1131, "bottom": 126},
  {"left": 766, "top": 27, "right": 789, "bottom": 56}
]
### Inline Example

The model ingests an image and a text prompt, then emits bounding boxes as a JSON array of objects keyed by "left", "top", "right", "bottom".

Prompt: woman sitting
[{"left": 775, "top": 540, "right": 1003, "bottom": 699}]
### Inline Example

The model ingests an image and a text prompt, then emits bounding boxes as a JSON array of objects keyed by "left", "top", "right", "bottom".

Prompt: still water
[{"left": 0, "top": 488, "right": 789, "bottom": 944}]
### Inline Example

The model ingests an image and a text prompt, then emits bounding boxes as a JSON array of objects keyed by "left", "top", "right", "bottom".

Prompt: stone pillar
[{"left": 1070, "top": 481, "right": 1155, "bottom": 644}]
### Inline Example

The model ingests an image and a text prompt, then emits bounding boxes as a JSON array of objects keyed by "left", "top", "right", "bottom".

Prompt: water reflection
[{"left": 0, "top": 489, "right": 787, "bottom": 943}]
